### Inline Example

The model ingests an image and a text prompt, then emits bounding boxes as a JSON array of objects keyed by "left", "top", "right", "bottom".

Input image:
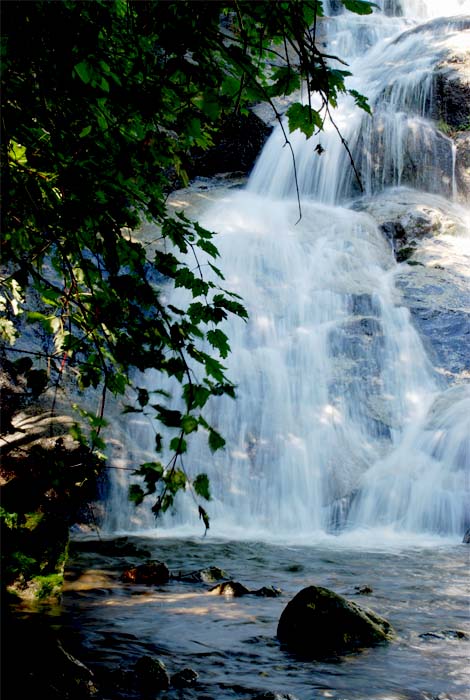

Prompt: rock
[
  {"left": 187, "top": 110, "right": 272, "bottom": 179},
  {"left": 463, "top": 528, "right": 470, "bottom": 543},
  {"left": 208, "top": 580, "right": 282, "bottom": 597},
  {"left": 434, "top": 56, "right": 470, "bottom": 130},
  {"left": 175, "top": 566, "right": 228, "bottom": 583},
  {"left": 134, "top": 656, "right": 170, "bottom": 692},
  {"left": 209, "top": 580, "right": 251, "bottom": 596},
  {"left": 121, "top": 560, "right": 170, "bottom": 585},
  {"left": 277, "top": 585, "right": 393, "bottom": 657},
  {"left": 354, "top": 585, "right": 373, "bottom": 595},
  {"left": 252, "top": 586, "right": 282, "bottom": 597},
  {"left": 442, "top": 629, "right": 469, "bottom": 639},
  {"left": 419, "top": 629, "right": 468, "bottom": 641},
  {"left": 171, "top": 667, "right": 199, "bottom": 688},
  {"left": 455, "top": 132, "right": 470, "bottom": 203}
]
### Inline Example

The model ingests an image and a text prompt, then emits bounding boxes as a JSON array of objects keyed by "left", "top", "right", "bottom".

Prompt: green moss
[
  {"left": 33, "top": 574, "right": 64, "bottom": 600},
  {"left": 24, "top": 511, "right": 45, "bottom": 531},
  {"left": 396, "top": 246, "right": 416, "bottom": 263}
]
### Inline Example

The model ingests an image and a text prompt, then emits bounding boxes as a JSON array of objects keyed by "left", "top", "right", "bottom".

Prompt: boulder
[
  {"left": 277, "top": 585, "right": 393, "bottom": 657},
  {"left": 134, "top": 656, "right": 169, "bottom": 692},
  {"left": 187, "top": 110, "right": 272, "bottom": 179},
  {"left": 171, "top": 667, "right": 199, "bottom": 688},
  {"left": 463, "top": 528, "right": 470, "bottom": 544},
  {"left": 121, "top": 560, "right": 169, "bottom": 585}
]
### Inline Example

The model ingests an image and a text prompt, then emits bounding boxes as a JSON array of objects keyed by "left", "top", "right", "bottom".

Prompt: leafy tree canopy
[{"left": 1, "top": 0, "right": 374, "bottom": 531}]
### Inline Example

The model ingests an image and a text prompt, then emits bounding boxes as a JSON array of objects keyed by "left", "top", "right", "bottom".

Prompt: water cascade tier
[{"left": 105, "top": 0, "right": 470, "bottom": 541}]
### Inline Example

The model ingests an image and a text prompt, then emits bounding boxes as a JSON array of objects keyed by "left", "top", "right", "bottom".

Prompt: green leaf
[
  {"left": 341, "top": 0, "right": 376, "bottom": 14},
  {"left": 181, "top": 415, "right": 198, "bottom": 434},
  {"left": 170, "top": 436, "right": 187, "bottom": 453},
  {"left": 129, "top": 484, "right": 145, "bottom": 506},
  {"left": 193, "top": 473, "right": 211, "bottom": 501},
  {"left": 286, "top": 103, "right": 323, "bottom": 139},
  {"left": 208, "top": 429, "right": 225, "bottom": 453},
  {"left": 349, "top": 89, "right": 372, "bottom": 115},
  {"left": 153, "top": 405, "right": 182, "bottom": 428},
  {"left": 206, "top": 328, "right": 230, "bottom": 359},
  {"left": 79, "top": 125, "right": 93, "bottom": 137},
  {"left": 74, "top": 60, "right": 92, "bottom": 84}
]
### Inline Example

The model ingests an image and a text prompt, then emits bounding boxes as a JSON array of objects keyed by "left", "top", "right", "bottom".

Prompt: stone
[
  {"left": 171, "top": 668, "right": 199, "bottom": 688},
  {"left": 462, "top": 528, "right": 470, "bottom": 543},
  {"left": 455, "top": 132, "right": 470, "bottom": 203},
  {"left": 354, "top": 585, "right": 373, "bottom": 595},
  {"left": 121, "top": 560, "right": 170, "bottom": 585},
  {"left": 134, "top": 656, "right": 169, "bottom": 691},
  {"left": 253, "top": 586, "right": 282, "bottom": 597},
  {"left": 277, "top": 585, "right": 393, "bottom": 657},
  {"left": 208, "top": 580, "right": 251, "bottom": 596},
  {"left": 175, "top": 566, "right": 229, "bottom": 583},
  {"left": 187, "top": 110, "right": 272, "bottom": 179}
]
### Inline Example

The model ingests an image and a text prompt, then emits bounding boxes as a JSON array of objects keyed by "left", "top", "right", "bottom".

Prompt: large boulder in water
[{"left": 277, "top": 586, "right": 393, "bottom": 657}]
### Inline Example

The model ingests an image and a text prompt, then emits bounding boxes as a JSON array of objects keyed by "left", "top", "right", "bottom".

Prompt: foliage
[{"left": 1, "top": 0, "right": 374, "bottom": 532}]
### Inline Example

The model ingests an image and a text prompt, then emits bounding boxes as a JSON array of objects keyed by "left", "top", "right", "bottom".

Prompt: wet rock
[
  {"left": 354, "top": 585, "right": 373, "bottom": 595},
  {"left": 419, "top": 632, "right": 445, "bottom": 640},
  {"left": 171, "top": 667, "right": 199, "bottom": 688},
  {"left": 277, "top": 585, "right": 393, "bottom": 657},
  {"left": 419, "top": 630, "right": 468, "bottom": 641},
  {"left": 175, "top": 566, "right": 229, "bottom": 583},
  {"left": 253, "top": 586, "right": 282, "bottom": 597},
  {"left": 396, "top": 245, "right": 417, "bottom": 263},
  {"left": 442, "top": 629, "right": 469, "bottom": 640},
  {"left": 463, "top": 528, "right": 470, "bottom": 543},
  {"left": 455, "top": 132, "right": 470, "bottom": 203},
  {"left": 121, "top": 560, "right": 170, "bottom": 585},
  {"left": 434, "top": 57, "right": 470, "bottom": 131},
  {"left": 134, "top": 655, "right": 170, "bottom": 692},
  {"left": 209, "top": 580, "right": 251, "bottom": 596},
  {"left": 187, "top": 111, "right": 272, "bottom": 179},
  {"left": 209, "top": 580, "right": 282, "bottom": 597}
]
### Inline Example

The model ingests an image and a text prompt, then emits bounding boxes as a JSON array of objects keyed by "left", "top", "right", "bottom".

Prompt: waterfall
[{"left": 104, "top": 1, "right": 470, "bottom": 540}]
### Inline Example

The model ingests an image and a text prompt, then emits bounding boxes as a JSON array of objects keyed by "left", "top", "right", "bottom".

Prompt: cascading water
[{"left": 104, "top": 0, "right": 470, "bottom": 541}]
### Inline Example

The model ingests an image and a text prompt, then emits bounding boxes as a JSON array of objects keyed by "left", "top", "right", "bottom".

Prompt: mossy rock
[
  {"left": 134, "top": 655, "right": 169, "bottom": 691},
  {"left": 277, "top": 585, "right": 393, "bottom": 658},
  {"left": 121, "top": 560, "right": 170, "bottom": 585}
]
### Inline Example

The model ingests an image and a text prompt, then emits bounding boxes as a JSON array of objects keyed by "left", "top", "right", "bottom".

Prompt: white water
[{"left": 104, "top": 1, "right": 470, "bottom": 542}]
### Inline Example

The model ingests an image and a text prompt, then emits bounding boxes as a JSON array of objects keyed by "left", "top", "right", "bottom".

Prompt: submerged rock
[
  {"left": 209, "top": 580, "right": 251, "bottom": 596},
  {"left": 121, "top": 560, "right": 170, "bottom": 585},
  {"left": 174, "top": 565, "right": 229, "bottom": 583},
  {"left": 209, "top": 580, "right": 282, "bottom": 597},
  {"left": 171, "top": 667, "right": 199, "bottom": 688},
  {"left": 277, "top": 585, "right": 393, "bottom": 657},
  {"left": 134, "top": 655, "right": 169, "bottom": 692}
]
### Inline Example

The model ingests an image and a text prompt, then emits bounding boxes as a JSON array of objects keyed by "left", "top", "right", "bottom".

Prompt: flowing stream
[{"left": 64, "top": 3, "right": 470, "bottom": 699}]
